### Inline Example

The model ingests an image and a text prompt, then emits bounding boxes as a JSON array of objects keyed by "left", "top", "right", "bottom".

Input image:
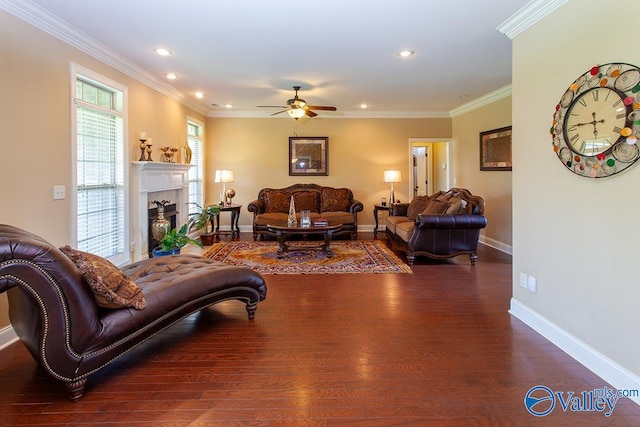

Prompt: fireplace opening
[{"left": 148, "top": 203, "right": 178, "bottom": 256}]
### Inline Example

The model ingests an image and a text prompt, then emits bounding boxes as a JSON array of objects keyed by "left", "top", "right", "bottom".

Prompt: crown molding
[
  {"left": 0, "top": 0, "right": 208, "bottom": 115},
  {"left": 449, "top": 85, "right": 512, "bottom": 118},
  {"left": 497, "top": 0, "right": 568, "bottom": 39},
  {"left": 207, "top": 110, "right": 451, "bottom": 119}
]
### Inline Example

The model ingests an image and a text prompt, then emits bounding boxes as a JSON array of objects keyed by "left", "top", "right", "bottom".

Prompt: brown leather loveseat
[
  {"left": 248, "top": 183, "right": 363, "bottom": 240},
  {"left": 384, "top": 188, "right": 487, "bottom": 265},
  {"left": 0, "top": 224, "right": 267, "bottom": 401}
]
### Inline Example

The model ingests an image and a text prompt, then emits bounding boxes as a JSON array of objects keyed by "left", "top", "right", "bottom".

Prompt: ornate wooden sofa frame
[
  {"left": 247, "top": 183, "right": 363, "bottom": 241},
  {"left": 0, "top": 224, "right": 267, "bottom": 401}
]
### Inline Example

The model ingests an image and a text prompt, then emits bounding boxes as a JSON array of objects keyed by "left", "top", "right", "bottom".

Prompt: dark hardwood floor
[{"left": 1, "top": 232, "right": 639, "bottom": 426}]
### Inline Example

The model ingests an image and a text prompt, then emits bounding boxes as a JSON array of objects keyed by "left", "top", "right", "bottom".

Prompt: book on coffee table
[{"left": 313, "top": 217, "right": 328, "bottom": 226}]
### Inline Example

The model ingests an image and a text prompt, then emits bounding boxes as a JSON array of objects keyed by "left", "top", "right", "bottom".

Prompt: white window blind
[
  {"left": 74, "top": 76, "right": 126, "bottom": 261},
  {"left": 187, "top": 120, "right": 204, "bottom": 213}
]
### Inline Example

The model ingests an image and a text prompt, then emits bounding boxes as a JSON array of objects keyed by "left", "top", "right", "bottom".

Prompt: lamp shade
[
  {"left": 215, "top": 169, "right": 234, "bottom": 183},
  {"left": 383, "top": 170, "right": 402, "bottom": 183}
]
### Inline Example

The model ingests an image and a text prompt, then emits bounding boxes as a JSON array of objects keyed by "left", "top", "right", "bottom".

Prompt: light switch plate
[{"left": 53, "top": 185, "right": 65, "bottom": 200}]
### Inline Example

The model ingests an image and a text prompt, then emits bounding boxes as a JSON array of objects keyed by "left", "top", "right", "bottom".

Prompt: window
[
  {"left": 71, "top": 65, "right": 129, "bottom": 265},
  {"left": 187, "top": 118, "right": 204, "bottom": 213}
]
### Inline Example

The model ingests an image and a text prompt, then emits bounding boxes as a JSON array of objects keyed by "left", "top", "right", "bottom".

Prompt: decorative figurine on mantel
[
  {"left": 138, "top": 132, "right": 148, "bottom": 161},
  {"left": 145, "top": 138, "right": 153, "bottom": 161},
  {"left": 160, "top": 146, "right": 179, "bottom": 162},
  {"left": 182, "top": 142, "right": 192, "bottom": 164}
]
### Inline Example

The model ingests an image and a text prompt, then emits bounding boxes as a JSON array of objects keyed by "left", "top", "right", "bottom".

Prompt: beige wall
[
  {"left": 512, "top": 0, "right": 640, "bottom": 376},
  {"left": 0, "top": 11, "right": 204, "bottom": 328},
  {"left": 452, "top": 97, "right": 513, "bottom": 248},
  {"left": 205, "top": 117, "right": 451, "bottom": 228}
]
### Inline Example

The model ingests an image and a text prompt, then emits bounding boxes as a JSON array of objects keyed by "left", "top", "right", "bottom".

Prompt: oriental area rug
[{"left": 203, "top": 240, "right": 412, "bottom": 274}]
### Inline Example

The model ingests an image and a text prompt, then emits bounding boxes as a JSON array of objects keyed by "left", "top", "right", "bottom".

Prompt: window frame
[
  {"left": 186, "top": 117, "right": 205, "bottom": 214},
  {"left": 70, "top": 63, "right": 130, "bottom": 266}
]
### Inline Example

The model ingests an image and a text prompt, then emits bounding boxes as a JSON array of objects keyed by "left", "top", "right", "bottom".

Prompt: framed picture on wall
[
  {"left": 480, "top": 126, "right": 512, "bottom": 171},
  {"left": 289, "top": 137, "right": 328, "bottom": 176}
]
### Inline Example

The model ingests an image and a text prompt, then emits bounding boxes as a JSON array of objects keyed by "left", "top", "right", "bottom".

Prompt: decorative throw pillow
[
  {"left": 435, "top": 192, "right": 452, "bottom": 202},
  {"left": 445, "top": 197, "right": 463, "bottom": 214},
  {"left": 407, "top": 196, "right": 431, "bottom": 220},
  {"left": 321, "top": 188, "right": 350, "bottom": 212},
  {"left": 59, "top": 246, "right": 147, "bottom": 310},
  {"left": 293, "top": 191, "right": 318, "bottom": 212},
  {"left": 263, "top": 190, "right": 292, "bottom": 213},
  {"left": 422, "top": 199, "right": 450, "bottom": 214}
]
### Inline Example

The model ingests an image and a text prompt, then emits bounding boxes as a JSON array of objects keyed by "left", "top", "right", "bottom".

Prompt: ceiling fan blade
[
  {"left": 258, "top": 105, "right": 288, "bottom": 108},
  {"left": 305, "top": 109, "right": 318, "bottom": 117},
  {"left": 307, "top": 105, "right": 337, "bottom": 111},
  {"left": 270, "top": 110, "right": 288, "bottom": 116}
]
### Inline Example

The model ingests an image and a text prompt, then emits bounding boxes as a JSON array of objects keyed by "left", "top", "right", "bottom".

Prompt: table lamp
[
  {"left": 215, "top": 169, "right": 234, "bottom": 205},
  {"left": 383, "top": 170, "right": 402, "bottom": 204}
]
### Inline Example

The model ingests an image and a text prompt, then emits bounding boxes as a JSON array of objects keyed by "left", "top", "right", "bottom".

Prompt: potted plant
[
  {"left": 187, "top": 202, "right": 220, "bottom": 246},
  {"left": 152, "top": 224, "right": 202, "bottom": 257}
]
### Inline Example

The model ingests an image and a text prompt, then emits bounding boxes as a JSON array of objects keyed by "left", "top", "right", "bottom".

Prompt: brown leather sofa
[
  {"left": 384, "top": 188, "right": 487, "bottom": 265},
  {"left": 247, "top": 183, "right": 363, "bottom": 240},
  {"left": 0, "top": 224, "right": 267, "bottom": 401}
]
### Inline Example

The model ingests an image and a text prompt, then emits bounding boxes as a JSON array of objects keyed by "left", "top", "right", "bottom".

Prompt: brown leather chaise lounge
[{"left": 0, "top": 224, "right": 267, "bottom": 401}]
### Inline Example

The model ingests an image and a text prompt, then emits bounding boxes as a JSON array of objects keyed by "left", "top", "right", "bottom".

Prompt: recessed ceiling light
[
  {"left": 360, "top": 104, "right": 369, "bottom": 109},
  {"left": 166, "top": 72, "right": 177, "bottom": 80},
  {"left": 397, "top": 49, "right": 415, "bottom": 58},
  {"left": 195, "top": 91, "right": 204, "bottom": 99},
  {"left": 153, "top": 47, "right": 172, "bottom": 56},
  {"left": 224, "top": 104, "right": 233, "bottom": 108}
]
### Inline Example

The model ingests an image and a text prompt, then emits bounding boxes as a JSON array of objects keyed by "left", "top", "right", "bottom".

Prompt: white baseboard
[
  {"left": 479, "top": 235, "right": 512, "bottom": 255},
  {"left": 0, "top": 325, "right": 18, "bottom": 351},
  {"left": 510, "top": 298, "right": 640, "bottom": 406}
]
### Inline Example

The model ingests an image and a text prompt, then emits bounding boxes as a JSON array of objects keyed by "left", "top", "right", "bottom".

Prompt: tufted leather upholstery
[
  {"left": 0, "top": 224, "right": 266, "bottom": 401},
  {"left": 384, "top": 188, "right": 488, "bottom": 265}
]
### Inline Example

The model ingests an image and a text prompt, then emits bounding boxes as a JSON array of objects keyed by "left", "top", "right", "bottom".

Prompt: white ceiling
[{"left": 15, "top": 0, "right": 533, "bottom": 117}]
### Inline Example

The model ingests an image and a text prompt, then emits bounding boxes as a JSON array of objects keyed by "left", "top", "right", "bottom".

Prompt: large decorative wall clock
[{"left": 551, "top": 62, "right": 640, "bottom": 178}]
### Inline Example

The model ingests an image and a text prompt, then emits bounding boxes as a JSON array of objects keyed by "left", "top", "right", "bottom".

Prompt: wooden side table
[
  {"left": 373, "top": 204, "right": 390, "bottom": 237},
  {"left": 216, "top": 204, "right": 242, "bottom": 238}
]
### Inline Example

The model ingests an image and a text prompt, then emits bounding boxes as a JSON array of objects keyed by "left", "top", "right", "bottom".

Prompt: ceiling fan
[{"left": 257, "top": 86, "right": 337, "bottom": 119}]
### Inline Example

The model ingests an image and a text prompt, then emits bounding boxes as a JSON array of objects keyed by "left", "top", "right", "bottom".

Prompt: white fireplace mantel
[{"left": 131, "top": 161, "right": 191, "bottom": 261}]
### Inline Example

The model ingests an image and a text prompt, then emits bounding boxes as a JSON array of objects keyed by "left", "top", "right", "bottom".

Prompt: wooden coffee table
[{"left": 266, "top": 223, "right": 342, "bottom": 258}]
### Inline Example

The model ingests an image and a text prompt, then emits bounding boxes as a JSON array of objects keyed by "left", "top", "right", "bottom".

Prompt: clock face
[
  {"left": 564, "top": 87, "right": 626, "bottom": 156},
  {"left": 551, "top": 63, "right": 640, "bottom": 178}
]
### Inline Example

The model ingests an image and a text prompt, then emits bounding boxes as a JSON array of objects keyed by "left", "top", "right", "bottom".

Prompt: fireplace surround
[{"left": 131, "top": 161, "right": 191, "bottom": 261}]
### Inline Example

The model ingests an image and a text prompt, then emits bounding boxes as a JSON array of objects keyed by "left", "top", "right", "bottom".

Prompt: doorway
[{"left": 408, "top": 138, "right": 451, "bottom": 197}]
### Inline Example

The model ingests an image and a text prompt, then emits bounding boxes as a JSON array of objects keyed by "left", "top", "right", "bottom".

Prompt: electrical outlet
[
  {"left": 527, "top": 275, "right": 537, "bottom": 293},
  {"left": 53, "top": 185, "right": 65, "bottom": 200},
  {"left": 519, "top": 272, "right": 528, "bottom": 288}
]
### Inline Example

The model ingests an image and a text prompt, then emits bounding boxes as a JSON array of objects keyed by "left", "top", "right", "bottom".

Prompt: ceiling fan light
[{"left": 288, "top": 108, "right": 305, "bottom": 119}]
